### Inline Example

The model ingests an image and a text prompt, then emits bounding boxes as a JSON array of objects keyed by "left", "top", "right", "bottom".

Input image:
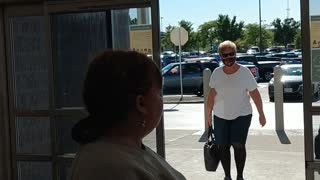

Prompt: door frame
[
  {"left": 0, "top": 6, "right": 12, "bottom": 180},
  {"left": 301, "top": 0, "right": 320, "bottom": 179}
]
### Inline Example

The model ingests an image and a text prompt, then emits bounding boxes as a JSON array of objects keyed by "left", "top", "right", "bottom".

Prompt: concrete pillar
[
  {"left": 137, "top": 8, "right": 150, "bottom": 25},
  {"left": 274, "top": 66, "right": 284, "bottom": 131},
  {"left": 203, "top": 68, "right": 211, "bottom": 129}
]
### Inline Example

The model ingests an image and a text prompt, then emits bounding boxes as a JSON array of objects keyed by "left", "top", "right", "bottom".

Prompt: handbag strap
[{"left": 207, "top": 125, "right": 215, "bottom": 142}]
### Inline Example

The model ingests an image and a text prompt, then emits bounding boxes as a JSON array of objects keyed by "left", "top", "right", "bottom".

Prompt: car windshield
[
  {"left": 282, "top": 66, "right": 302, "bottom": 76},
  {"left": 162, "top": 64, "right": 174, "bottom": 75},
  {"left": 237, "top": 61, "right": 254, "bottom": 65}
]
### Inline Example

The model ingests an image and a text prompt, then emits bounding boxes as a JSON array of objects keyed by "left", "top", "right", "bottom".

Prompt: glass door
[
  {"left": 4, "top": 1, "right": 161, "bottom": 179},
  {"left": 302, "top": 0, "right": 320, "bottom": 179},
  {"left": 4, "top": 4, "right": 54, "bottom": 180}
]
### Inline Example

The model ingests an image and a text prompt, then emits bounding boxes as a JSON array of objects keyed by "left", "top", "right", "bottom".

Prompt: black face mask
[{"left": 222, "top": 57, "right": 236, "bottom": 67}]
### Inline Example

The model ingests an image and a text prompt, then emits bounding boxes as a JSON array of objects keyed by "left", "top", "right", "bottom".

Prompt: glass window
[
  {"left": 10, "top": 16, "right": 49, "bottom": 110},
  {"left": 17, "top": 161, "right": 52, "bottom": 180},
  {"left": 282, "top": 66, "right": 302, "bottom": 76},
  {"left": 169, "top": 65, "right": 180, "bottom": 75},
  {"left": 57, "top": 160, "right": 73, "bottom": 180},
  {"left": 184, "top": 64, "right": 201, "bottom": 74},
  {"left": 16, "top": 117, "right": 51, "bottom": 155},
  {"left": 51, "top": 12, "right": 109, "bottom": 109}
]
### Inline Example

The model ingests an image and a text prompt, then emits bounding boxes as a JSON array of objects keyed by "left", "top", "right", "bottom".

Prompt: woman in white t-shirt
[{"left": 206, "top": 41, "right": 266, "bottom": 180}]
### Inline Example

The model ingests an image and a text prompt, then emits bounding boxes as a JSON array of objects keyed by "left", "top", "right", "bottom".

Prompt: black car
[
  {"left": 268, "top": 64, "right": 320, "bottom": 101},
  {"left": 162, "top": 61, "right": 219, "bottom": 96}
]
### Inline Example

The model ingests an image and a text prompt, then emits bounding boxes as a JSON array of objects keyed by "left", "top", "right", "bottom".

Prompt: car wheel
[
  {"left": 195, "top": 84, "right": 203, "bottom": 97},
  {"left": 264, "top": 71, "right": 273, "bottom": 81}
]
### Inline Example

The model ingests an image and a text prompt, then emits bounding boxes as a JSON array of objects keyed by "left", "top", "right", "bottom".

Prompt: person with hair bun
[{"left": 70, "top": 50, "right": 186, "bottom": 180}]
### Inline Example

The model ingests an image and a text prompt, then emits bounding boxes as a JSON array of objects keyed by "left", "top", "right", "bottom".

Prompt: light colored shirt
[
  {"left": 70, "top": 140, "right": 186, "bottom": 180},
  {"left": 209, "top": 65, "right": 257, "bottom": 120}
]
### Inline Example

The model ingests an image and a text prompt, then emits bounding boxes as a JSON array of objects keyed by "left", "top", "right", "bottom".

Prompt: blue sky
[{"left": 159, "top": 0, "right": 301, "bottom": 30}]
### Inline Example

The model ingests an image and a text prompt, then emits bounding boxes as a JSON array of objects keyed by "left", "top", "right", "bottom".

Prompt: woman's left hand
[{"left": 259, "top": 113, "right": 266, "bottom": 127}]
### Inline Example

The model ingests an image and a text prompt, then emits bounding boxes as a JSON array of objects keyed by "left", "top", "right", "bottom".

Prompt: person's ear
[{"left": 136, "top": 95, "right": 147, "bottom": 114}]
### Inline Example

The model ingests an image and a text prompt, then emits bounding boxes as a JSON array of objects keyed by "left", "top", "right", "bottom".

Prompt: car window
[
  {"left": 162, "top": 64, "right": 173, "bottom": 74},
  {"left": 203, "top": 63, "right": 219, "bottom": 71},
  {"left": 184, "top": 64, "right": 201, "bottom": 74},
  {"left": 168, "top": 65, "right": 180, "bottom": 75},
  {"left": 283, "top": 66, "right": 302, "bottom": 76},
  {"left": 237, "top": 56, "right": 256, "bottom": 63}
]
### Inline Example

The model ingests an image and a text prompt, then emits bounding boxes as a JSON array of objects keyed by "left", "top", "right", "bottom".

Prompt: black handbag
[{"left": 203, "top": 126, "right": 220, "bottom": 171}]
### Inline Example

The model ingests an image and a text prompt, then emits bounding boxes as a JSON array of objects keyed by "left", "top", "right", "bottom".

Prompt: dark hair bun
[{"left": 71, "top": 116, "right": 104, "bottom": 144}]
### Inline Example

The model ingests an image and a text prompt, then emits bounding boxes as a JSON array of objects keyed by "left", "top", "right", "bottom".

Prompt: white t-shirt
[{"left": 209, "top": 65, "right": 258, "bottom": 120}]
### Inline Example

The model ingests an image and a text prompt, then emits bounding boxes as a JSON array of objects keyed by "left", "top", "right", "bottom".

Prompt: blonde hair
[{"left": 218, "top": 40, "right": 237, "bottom": 55}]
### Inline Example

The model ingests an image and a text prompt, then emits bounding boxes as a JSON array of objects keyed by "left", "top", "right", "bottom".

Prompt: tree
[
  {"left": 241, "top": 23, "right": 273, "bottom": 50},
  {"left": 295, "top": 30, "right": 301, "bottom": 49},
  {"left": 272, "top": 18, "right": 300, "bottom": 47},
  {"left": 129, "top": 17, "right": 137, "bottom": 25},
  {"left": 161, "top": 25, "right": 176, "bottom": 51},
  {"left": 197, "top": 21, "right": 217, "bottom": 50},
  {"left": 178, "top": 20, "right": 197, "bottom": 51},
  {"left": 214, "top": 15, "right": 244, "bottom": 42}
]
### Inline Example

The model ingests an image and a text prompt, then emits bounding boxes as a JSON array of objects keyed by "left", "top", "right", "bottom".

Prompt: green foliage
[
  {"left": 214, "top": 15, "right": 244, "bottom": 42},
  {"left": 159, "top": 16, "right": 301, "bottom": 52},
  {"left": 295, "top": 30, "right": 301, "bottom": 49},
  {"left": 161, "top": 25, "right": 176, "bottom": 51},
  {"left": 178, "top": 20, "right": 197, "bottom": 51},
  {"left": 241, "top": 23, "right": 273, "bottom": 50},
  {"left": 197, "top": 21, "right": 217, "bottom": 49},
  {"left": 130, "top": 17, "right": 137, "bottom": 25},
  {"left": 272, "top": 18, "right": 300, "bottom": 46}
]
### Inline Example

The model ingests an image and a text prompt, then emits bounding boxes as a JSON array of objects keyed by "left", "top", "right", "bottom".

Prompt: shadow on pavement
[
  {"left": 276, "top": 130, "right": 292, "bottom": 144},
  {"left": 163, "top": 103, "right": 180, "bottom": 112},
  {"left": 163, "top": 109, "right": 179, "bottom": 112}
]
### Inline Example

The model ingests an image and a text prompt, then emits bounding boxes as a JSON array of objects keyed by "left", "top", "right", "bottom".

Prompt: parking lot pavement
[
  {"left": 163, "top": 82, "right": 274, "bottom": 104},
  {"left": 144, "top": 129, "right": 305, "bottom": 180},
  {"left": 163, "top": 102, "right": 305, "bottom": 131},
  {"left": 154, "top": 82, "right": 320, "bottom": 179}
]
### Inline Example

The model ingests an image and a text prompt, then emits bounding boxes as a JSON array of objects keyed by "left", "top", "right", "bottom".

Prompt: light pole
[
  {"left": 259, "top": 0, "right": 262, "bottom": 54},
  {"left": 160, "top": 17, "right": 164, "bottom": 32}
]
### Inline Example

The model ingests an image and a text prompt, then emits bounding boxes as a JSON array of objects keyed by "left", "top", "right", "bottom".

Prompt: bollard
[
  {"left": 274, "top": 66, "right": 284, "bottom": 131},
  {"left": 203, "top": 68, "right": 212, "bottom": 129}
]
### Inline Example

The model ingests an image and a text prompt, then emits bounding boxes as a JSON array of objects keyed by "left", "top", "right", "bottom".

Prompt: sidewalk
[
  {"left": 163, "top": 129, "right": 304, "bottom": 180},
  {"left": 153, "top": 97, "right": 309, "bottom": 180}
]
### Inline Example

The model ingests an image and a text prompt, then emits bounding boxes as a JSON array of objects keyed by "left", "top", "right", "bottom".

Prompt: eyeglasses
[{"left": 221, "top": 52, "right": 236, "bottom": 58}]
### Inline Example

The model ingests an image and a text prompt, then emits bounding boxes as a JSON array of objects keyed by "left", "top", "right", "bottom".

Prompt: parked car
[
  {"left": 281, "top": 57, "right": 302, "bottom": 64},
  {"left": 184, "top": 56, "right": 219, "bottom": 64},
  {"left": 268, "top": 64, "right": 320, "bottom": 101},
  {"left": 237, "top": 54, "right": 282, "bottom": 81},
  {"left": 236, "top": 61, "right": 260, "bottom": 82},
  {"left": 162, "top": 61, "right": 219, "bottom": 96},
  {"left": 246, "top": 46, "right": 260, "bottom": 54}
]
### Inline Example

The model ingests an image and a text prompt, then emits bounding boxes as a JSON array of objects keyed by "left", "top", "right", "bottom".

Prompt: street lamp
[{"left": 259, "top": 0, "right": 262, "bottom": 54}]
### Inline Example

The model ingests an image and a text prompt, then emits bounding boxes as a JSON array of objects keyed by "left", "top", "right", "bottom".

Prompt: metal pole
[
  {"left": 274, "top": 66, "right": 284, "bottom": 131},
  {"left": 179, "top": 28, "right": 183, "bottom": 100},
  {"left": 259, "top": 0, "right": 262, "bottom": 53},
  {"left": 203, "top": 68, "right": 211, "bottom": 129}
]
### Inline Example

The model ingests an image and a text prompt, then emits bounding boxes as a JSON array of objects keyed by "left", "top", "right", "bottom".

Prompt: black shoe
[
  {"left": 224, "top": 177, "right": 232, "bottom": 180},
  {"left": 236, "top": 178, "right": 244, "bottom": 180}
]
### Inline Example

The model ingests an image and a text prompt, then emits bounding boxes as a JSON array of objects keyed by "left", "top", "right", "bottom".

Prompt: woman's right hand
[{"left": 206, "top": 114, "right": 212, "bottom": 127}]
